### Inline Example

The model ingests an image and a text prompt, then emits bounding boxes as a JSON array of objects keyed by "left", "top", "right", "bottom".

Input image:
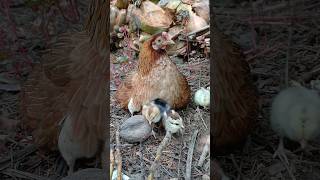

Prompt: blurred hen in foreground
[
  {"left": 115, "top": 32, "right": 191, "bottom": 115},
  {"left": 212, "top": 15, "right": 259, "bottom": 154},
  {"left": 20, "top": 0, "right": 108, "bottom": 175}
]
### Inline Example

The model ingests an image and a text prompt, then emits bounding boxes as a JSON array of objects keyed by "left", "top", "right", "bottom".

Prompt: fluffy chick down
[{"left": 271, "top": 86, "right": 320, "bottom": 147}]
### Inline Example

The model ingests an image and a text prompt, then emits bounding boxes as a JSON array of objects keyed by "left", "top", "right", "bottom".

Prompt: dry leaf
[
  {"left": 186, "top": 12, "right": 208, "bottom": 33},
  {"left": 136, "top": 1, "right": 173, "bottom": 34},
  {"left": 192, "top": 0, "right": 209, "bottom": 23}
]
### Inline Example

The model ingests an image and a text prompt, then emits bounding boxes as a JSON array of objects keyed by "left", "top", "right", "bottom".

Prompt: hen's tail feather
[{"left": 66, "top": 40, "right": 107, "bottom": 153}]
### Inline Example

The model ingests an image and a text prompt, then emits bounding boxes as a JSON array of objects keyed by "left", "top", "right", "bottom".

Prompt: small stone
[{"left": 120, "top": 115, "right": 152, "bottom": 143}]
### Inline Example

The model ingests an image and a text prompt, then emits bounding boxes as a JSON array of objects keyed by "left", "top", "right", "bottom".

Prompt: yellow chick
[
  {"left": 142, "top": 98, "right": 172, "bottom": 137},
  {"left": 162, "top": 110, "right": 184, "bottom": 134},
  {"left": 270, "top": 86, "right": 320, "bottom": 163},
  {"left": 142, "top": 98, "right": 171, "bottom": 125}
]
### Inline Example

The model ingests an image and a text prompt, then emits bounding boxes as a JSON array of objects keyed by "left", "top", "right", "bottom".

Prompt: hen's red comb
[{"left": 161, "top": 32, "right": 169, "bottom": 39}]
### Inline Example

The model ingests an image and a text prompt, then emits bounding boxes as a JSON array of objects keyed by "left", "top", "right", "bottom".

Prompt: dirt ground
[{"left": 215, "top": 0, "right": 320, "bottom": 179}]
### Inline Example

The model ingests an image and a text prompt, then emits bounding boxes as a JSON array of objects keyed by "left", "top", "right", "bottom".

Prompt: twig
[
  {"left": 139, "top": 142, "right": 145, "bottom": 176},
  {"left": 197, "top": 136, "right": 210, "bottom": 167},
  {"left": 300, "top": 65, "right": 320, "bottom": 82},
  {"left": 148, "top": 131, "right": 172, "bottom": 180},
  {"left": 0, "top": 144, "right": 37, "bottom": 171},
  {"left": 230, "top": 154, "right": 244, "bottom": 179},
  {"left": 110, "top": 148, "right": 115, "bottom": 179},
  {"left": 177, "top": 135, "right": 185, "bottom": 177},
  {"left": 115, "top": 130, "right": 122, "bottom": 180},
  {"left": 185, "top": 130, "right": 198, "bottom": 180},
  {"left": 1, "top": 168, "right": 50, "bottom": 180},
  {"left": 187, "top": 25, "right": 210, "bottom": 37}
]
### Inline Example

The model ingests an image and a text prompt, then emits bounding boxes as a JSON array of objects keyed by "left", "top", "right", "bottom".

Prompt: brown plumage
[
  {"left": 212, "top": 18, "right": 259, "bottom": 154},
  {"left": 20, "top": 0, "right": 108, "bottom": 174},
  {"left": 115, "top": 32, "right": 191, "bottom": 114}
]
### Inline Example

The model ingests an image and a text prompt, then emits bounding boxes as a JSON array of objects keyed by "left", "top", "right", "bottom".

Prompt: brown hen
[
  {"left": 20, "top": 0, "right": 108, "bottom": 174},
  {"left": 115, "top": 32, "right": 191, "bottom": 114},
  {"left": 212, "top": 17, "right": 259, "bottom": 154}
]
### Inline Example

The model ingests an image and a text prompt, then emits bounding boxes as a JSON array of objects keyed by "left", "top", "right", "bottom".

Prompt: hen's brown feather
[
  {"left": 20, "top": 65, "right": 66, "bottom": 150},
  {"left": 213, "top": 21, "right": 259, "bottom": 154},
  {"left": 115, "top": 34, "right": 191, "bottom": 111}
]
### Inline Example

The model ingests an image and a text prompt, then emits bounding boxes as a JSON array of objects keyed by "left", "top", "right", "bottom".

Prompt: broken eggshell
[{"left": 119, "top": 115, "right": 152, "bottom": 143}]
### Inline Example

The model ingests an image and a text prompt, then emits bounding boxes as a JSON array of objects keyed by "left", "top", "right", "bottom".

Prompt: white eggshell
[{"left": 194, "top": 87, "right": 210, "bottom": 107}]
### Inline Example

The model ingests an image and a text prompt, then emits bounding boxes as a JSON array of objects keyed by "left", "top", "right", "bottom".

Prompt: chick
[
  {"left": 128, "top": 97, "right": 141, "bottom": 116},
  {"left": 142, "top": 98, "right": 171, "bottom": 137},
  {"left": 270, "top": 86, "right": 320, "bottom": 163},
  {"left": 142, "top": 103, "right": 161, "bottom": 125},
  {"left": 58, "top": 115, "right": 101, "bottom": 175},
  {"left": 143, "top": 98, "right": 171, "bottom": 123},
  {"left": 163, "top": 110, "right": 184, "bottom": 134}
]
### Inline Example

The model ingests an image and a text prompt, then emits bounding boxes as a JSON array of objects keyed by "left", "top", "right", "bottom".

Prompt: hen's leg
[
  {"left": 273, "top": 137, "right": 290, "bottom": 165},
  {"left": 66, "top": 158, "right": 75, "bottom": 175}
]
